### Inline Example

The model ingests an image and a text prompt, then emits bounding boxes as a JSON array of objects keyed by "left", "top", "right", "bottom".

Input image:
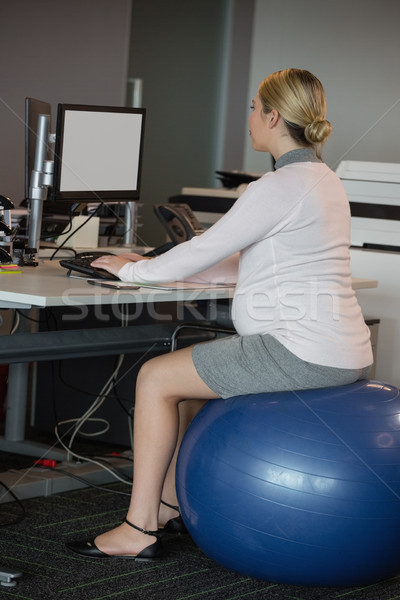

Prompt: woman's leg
[
  {"left": 159, "top": 398, "right": 208, "bottom": 526},
  {"left": 95, "top": 345, "right": 219, "bottom": 556}
]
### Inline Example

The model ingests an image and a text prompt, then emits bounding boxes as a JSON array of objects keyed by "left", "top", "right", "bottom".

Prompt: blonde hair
[{"left": 258, "top": 69, "right": 332, "bottom": 156}]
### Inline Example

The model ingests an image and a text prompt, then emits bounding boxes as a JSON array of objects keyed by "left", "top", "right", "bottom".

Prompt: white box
[{"left": 56, "top": 216, "right": 99, "bottom": 249}]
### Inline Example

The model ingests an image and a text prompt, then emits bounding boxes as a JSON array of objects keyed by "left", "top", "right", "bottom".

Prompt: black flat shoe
[
  {"left": 159, "top": 500, "right": 188, "bottom": 536},
  {"left": 65, "top": 518, "right": 163, "bottom": 561}
]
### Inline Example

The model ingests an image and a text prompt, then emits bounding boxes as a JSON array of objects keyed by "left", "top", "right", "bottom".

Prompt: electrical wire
[
  {"left": 50, "top": 303, "right": 162, "bottom": 484},
  {"left": 54, "top": 430, "right": 132, "bottom": 484},
  {"left": 36, "top": 465, "right": 132, "bottom": 495},
  {"left": 40, "top": 214, "right": 73, "bottom": 242},
  {"left": 48, "top": 198, "right": 141, "bottom": 259},
  {"left": 9, "top": 309, "right": 20, "bottom": 335},
  {"left": 57, "top": 353, "right": 125, "bottom": 453},
  {"left": 0, "top": 481, "right": 26, "bottom": 525},
  {"left": 54, "top": 351, "right": 126, "bottom": 458},
  {"left": 14, "top": 306, "right": 57, "bottom": 328},
  {"left": 49, "top": 205, "right": 101, "bottom": 260},
  {"left": 89, "top": 456, "right": 133, "bottom": 482},
  {"left": 53, "top": 305, "right": 134, "bottom": 481}
]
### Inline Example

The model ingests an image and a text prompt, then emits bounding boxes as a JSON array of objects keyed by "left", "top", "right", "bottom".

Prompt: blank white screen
[{"left": 59, "top": 110, "right": 143, "bottom": 193}]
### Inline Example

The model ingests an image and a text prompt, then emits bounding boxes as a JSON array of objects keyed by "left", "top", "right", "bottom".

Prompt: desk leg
[
  {"left": 0, "top": 362, "right": 66, "bottom": 460},
  {"left": 5, "top": 363, "right": 29, "bottom": 441}
]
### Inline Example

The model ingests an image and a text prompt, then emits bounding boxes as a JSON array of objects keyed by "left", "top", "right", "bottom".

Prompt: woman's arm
[
  {"left": 91, "top": 251, "right": 239, "bottom": 284},
  {"left": 92, "top": 171, "right": 293, "bottom": 283},
  {"left": 183, "top": 252, "right": 239, "bottom": 284}
]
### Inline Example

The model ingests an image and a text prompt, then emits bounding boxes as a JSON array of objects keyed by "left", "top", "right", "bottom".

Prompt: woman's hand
[{"left": 91, "top": 253, "right": 150, "bottom": 277}]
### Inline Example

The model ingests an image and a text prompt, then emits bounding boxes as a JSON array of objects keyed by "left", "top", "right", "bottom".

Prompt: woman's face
[{"left": 248, "top": 94, "right": 270, "bottom": 152}]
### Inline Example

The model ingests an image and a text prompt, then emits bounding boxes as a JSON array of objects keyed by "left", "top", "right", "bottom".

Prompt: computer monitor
[
  {"left": 24, "top": 97, "right": 52, "bottom": 201},
  {"left": 51, "top": 104, "right": 146, "bottom": 203}
]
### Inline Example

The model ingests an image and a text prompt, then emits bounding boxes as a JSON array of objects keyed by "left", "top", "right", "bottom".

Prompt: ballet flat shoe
[
  {"left": 159, "top": 499, "right": 188, "bottom": 536},
  {"left": 65, "top": 538, "right": 163, "bottom": 561},
  {"left": 65, "top": 518, "right": 163, "bottom": 561},
  {"left": 160, "top": 515, "right": 188, "bottom": 536}
]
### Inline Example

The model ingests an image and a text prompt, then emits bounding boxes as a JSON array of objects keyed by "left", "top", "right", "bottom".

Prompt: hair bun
[{"left": 304, "top": 118, "right": 332, "bottom": 144}]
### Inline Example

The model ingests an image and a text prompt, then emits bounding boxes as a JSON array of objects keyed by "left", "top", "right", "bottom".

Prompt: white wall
[
  {"left": 244, "top": 0, "right": 400, "bottom": 173},
  {"left": 0, "top": 0, "right": 132, "bottom": 205}
]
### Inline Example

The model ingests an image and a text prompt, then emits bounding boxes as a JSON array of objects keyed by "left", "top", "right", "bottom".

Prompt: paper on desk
[
  {"left": 83, "top": 276, "right": 234, "bottom": 290},
  {"left": 131, "top": 281, "right": 235, "bottom": 291}
]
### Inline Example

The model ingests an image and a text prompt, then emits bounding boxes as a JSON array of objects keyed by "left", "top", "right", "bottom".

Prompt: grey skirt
[{"left": 192, "top": 334, "right": 371, "bottom": 399}]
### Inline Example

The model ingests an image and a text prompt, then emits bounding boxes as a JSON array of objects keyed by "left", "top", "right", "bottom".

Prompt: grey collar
[{"left": 275, "top": 147, "right": 321, "bottom": 170}]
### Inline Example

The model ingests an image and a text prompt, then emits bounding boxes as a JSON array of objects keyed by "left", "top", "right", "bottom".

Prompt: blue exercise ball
[{"left": 176, "top": 380, "right": 400, "bottom": 586}]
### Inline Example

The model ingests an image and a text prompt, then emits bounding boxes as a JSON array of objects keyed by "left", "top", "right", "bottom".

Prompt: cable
[
  {"left": 55, "top": 352, "right": 126, "bottom": 461},
  {"left": 9, "top": 310, "right": 20, "bottom": 335},
  {"left": 40, "top": 213, "right": 73, "bottom": 242},
  {"left": 35, "top": 465, "right": 132, "bottom": 495},
  {"left": 109, "top": 383, "right": 134, "bottom": 418},
  {"left": 50, "top": 304, "right": 159, "bottom": 483},
  {"left": 90, "top": 456, "right": 133, "bottom": 483},
  {"left": 0, "top": 481, "right": 26, "bottom": 525},
  {"left": 14, "top": 309, "right": 48, "bottom": 326},
  {"left": 66, "top": 331, "right": 127, "bottom": 450},
  {"left": 53, "top": 432, "right": 132, "bottom": 484},
  {"left": 49, "top": 198, "right": 141, "bottom": 259},
  {"left": 49, "top": 204, "right": 102, "bottom": 260},
  {"left": 105, "top": 202, "right": 122, "bottom": 245},
  {"left": 53, "top": 305, "right": 132, "bottom": 478}
]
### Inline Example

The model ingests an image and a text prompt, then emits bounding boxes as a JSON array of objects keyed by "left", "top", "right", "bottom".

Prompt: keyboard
[{"left": 59, "top": 252, "right": 119, "bottom": 280}]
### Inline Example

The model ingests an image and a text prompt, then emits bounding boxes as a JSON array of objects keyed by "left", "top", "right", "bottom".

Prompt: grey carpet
[{"left": 1, "top": 478, "right": 400, "bottom": 600}]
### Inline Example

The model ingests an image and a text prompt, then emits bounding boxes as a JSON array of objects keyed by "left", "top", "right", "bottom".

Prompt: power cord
[
  {"left": 54, "top": 352, "right": 132, "bottom": 484},
  {"left": 9, "top": 310, "right": 19, "bottom": 335},
  {"left": 43, "top": 304, "right": 157, "bottom": 485},
  {"left": 0, "top": 481, "right": 26, "bottom": 526},
  {"left": 32, "top": 462, "right": 131, "bottom": 495},
  {"left": 49, "top": 204, "right": 102, "bottom": 260},
  {"left": 52, "top": 306, "right": 134, "bottom": 482}
]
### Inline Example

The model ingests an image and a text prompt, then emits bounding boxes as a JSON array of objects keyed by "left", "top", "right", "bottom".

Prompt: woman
[{"left": 66, "top": 68, "right": 372, "bottom": 560}]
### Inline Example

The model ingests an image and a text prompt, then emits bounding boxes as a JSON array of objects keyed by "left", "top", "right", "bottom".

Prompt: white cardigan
[{"left": 119, "top": 160, "right": 372, "bottom": 370}]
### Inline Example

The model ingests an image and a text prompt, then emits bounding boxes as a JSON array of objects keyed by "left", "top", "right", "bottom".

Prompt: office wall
[
  {"left": 0, "top": 0, "right": 132, "bottom": 205},
  {"left": 127, "top": 0, "right": 228, "bottom": 246},
  {"left": 126, "top": 0, "right": 255, "bottom": 246},
  {"left": 243, "top": 0, "right": 400, "bottom": 173}
]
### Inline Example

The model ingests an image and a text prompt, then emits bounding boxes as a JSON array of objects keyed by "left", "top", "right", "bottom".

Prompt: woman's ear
[{"left": 267, "top": 109, "right": 280, "bottom": 128}]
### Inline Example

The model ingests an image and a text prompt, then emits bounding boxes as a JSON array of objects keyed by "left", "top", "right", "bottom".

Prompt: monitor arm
[{"left": 27, "top": 114, "right": 53, "bottom": 264}]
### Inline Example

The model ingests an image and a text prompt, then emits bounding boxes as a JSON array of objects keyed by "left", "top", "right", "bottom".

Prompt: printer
[
  {"left": 177, "top": 163, "right": 400, "bottom": 247},
  {"left": 336, "top": 160, "right": 400, "bottom": 250},
  {"left": 336, "top": 160, "right": 400, "bottom": 388}
]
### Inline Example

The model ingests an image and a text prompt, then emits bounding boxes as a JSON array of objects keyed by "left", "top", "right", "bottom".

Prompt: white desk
[
  {"left": 0, "top": 259, "right": 377, "bottom": 307},
  {"left": 0, "top": 260, "right": 377, "bottom": 459},
  {"left": 0, "top": 260, "right": 235, "bottom": 459},
  {"left": 0, "top": 259, "right": 235, "bottom": 309}
]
